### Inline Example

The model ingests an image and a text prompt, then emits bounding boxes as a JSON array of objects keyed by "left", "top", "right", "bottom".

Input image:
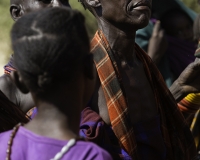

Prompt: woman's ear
[
  {"left": 10, "top": 71, "right": 29, "bottom": 94},
  {"left": 10, "top": 4, "right": 24, "bottom": 21},
  {"left": 84, "top": 54, "right": 95, "bottom": 80}
]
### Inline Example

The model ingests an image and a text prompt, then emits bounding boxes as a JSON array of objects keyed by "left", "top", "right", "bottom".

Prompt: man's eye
[{"left": 38, "top": 0, "right": 52, "bottom": 4}]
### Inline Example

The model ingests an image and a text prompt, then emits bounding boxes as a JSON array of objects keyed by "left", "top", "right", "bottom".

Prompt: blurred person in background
[{"left": 136, "top": 0, "right": 197, "bottom": 87}]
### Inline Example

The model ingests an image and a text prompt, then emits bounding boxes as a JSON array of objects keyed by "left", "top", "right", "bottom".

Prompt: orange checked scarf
[{"left": 91, "top": 30, "right": 196, "bottom": 159}]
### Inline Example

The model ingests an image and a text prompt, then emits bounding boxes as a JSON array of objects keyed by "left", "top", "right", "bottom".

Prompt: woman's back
[{"left": 0, "top": 126, "right": 111, "bottom": 160}]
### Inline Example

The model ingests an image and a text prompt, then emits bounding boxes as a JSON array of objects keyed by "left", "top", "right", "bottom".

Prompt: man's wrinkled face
[
  {"left": 22, "top": 0, "right": 70, "bottom": 13},
  {"left": 100, "top": 0, "right": 152, "bottom": 30}
]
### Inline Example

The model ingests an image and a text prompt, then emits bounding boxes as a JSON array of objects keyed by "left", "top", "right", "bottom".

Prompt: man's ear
[
  {"left": 84, "top": 54, "right": 95, "bottom": 80},
  {"left": 10, "top": 4, "right": 24, "bottom": 21},
  {"left": 10, "top": 71, "right": 29, "bottom": 94},
  {"left": 85, "top": 0, "right": 101, "bottom": 7}
]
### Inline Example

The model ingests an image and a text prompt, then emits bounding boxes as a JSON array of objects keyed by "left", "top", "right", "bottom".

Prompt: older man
[{"left": 78, "top": 0, "right": 200, "bottom": 159}]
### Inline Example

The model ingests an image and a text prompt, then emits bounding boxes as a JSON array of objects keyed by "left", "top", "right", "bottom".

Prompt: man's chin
[
  {"left": 126, "top": 13, "right": 150, "bottom": 30},
  {"left": 132, "top": 18, "right": 150, "bottom": 31}
]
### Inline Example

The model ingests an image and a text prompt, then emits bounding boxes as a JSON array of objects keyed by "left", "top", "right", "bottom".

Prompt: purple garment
[
  {"left": 80, "top": 107, "right": 129, "bottom": 159},
  {"left": 0, "top": 126, "right": 112, "bottom": 160},
  {"left": 167, "top": 36, "right": 196, "bottom": 78}
]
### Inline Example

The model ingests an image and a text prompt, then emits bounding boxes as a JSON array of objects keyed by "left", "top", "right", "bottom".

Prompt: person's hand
[
  {"left": 148, "top": 21, "right": 168, "bottom": 64},
  {"left": 170, "top": 58, "right": 200, "bottom": 102}
]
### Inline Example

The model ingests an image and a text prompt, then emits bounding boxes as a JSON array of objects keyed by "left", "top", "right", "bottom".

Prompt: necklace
[
  {"left": 50, "top": 139, "right": 76, "bottom": 160},
  {"left": 6, "top": 123, "right": 22, "bottom": 160},
  {"left": 6, "top": 123, "right": 79, "bottom": 160}
]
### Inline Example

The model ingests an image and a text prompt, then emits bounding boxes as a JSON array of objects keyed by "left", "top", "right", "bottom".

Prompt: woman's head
[{"left": 11, "top": 7, "right": 95, "bottom": 106}]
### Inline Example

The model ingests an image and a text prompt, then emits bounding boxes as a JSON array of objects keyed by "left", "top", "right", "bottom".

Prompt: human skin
[
  {"left": 9, "top": 7, "right": 96, "bottom": 140},
  {"left": 85, "top": 0, "right": 200, "bottom": 125},
  {"left": 87, "top": 0, "right": 160, "bottom": 125},
  {"left": 0, "top": 0, "right": 70, "bottom": 113},
  {"left": 147, "top": 21, "right": 168, "bottom": 65}
]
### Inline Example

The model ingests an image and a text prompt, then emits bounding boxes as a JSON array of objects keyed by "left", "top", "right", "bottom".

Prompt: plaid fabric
[
  {"left": 91, "top": 30, "right": 196, "bottom": 160},
  {"left": 91, "top": 31, "right": 136, "bottom": 159}
]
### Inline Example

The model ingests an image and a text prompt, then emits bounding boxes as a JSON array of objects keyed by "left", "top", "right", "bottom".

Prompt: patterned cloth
[
  {"left": 178, "top": 93, "right": 200, "bottom": 114},
  {"left": 90, "top": 30, "right": 196, "bottom": 159}
]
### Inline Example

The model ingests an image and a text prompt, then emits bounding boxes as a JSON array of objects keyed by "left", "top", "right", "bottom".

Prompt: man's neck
[{"left": 97, "top": 18, "right": 137, "bottom": 61}]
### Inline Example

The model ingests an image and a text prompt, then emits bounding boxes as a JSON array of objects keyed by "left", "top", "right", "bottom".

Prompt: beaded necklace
[
  {"left": 6, "top": 123, "right": 22, "bottom": 160},
  {"left": 6, "top": 123, "right": 79, "bottom": 160},
  {"left": 50, "top": 139, "right": 76, "bottom": 160}
]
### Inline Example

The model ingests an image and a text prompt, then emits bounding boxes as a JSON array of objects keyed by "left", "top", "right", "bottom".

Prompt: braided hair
[{"left": 11, "top": 7, "right": 90, "bottom": 93}]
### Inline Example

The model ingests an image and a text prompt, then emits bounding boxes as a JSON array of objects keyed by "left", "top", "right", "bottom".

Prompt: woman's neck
[{"left": 24, "top": 100, "right": 81, "bottom": 141}]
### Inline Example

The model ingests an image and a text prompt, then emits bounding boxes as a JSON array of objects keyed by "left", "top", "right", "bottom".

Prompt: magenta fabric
[{"left": 0, "top": 126, "right": 112, "bottom": 160}]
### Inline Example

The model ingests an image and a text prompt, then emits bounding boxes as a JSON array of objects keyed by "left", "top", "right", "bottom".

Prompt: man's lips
[
  {"left": 134, "top": 5, "right": 150, "bottom": 11},
  {"left": 127, "top": 0, "right": 151, "bottom": 12}
]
